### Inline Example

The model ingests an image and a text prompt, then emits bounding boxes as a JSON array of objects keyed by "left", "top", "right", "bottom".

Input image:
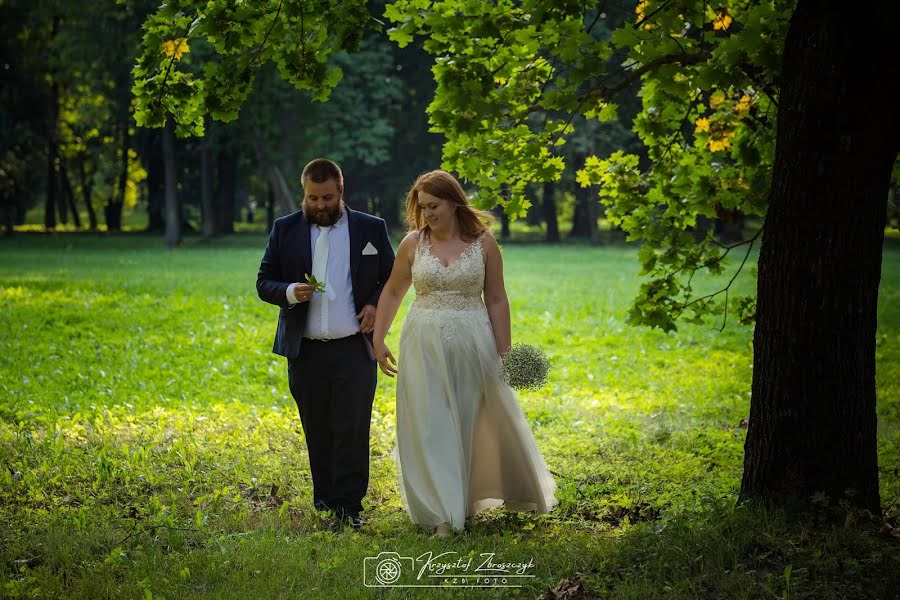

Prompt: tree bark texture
[
  {"left": 739, "top": 0, "right": 898, "bottom": 515},
  {"left": 162, "top": 115, "right": 181, "bottom": 248}
]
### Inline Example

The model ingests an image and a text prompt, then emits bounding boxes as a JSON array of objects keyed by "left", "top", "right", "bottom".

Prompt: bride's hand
[{"left": 375, "top": 341, "right": 398, "bottom": 377}]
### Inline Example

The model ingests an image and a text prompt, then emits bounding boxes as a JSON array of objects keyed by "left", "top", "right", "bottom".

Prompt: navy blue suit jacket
[{"left": 256, "top": 207, "right": 395, "bottom": 359}]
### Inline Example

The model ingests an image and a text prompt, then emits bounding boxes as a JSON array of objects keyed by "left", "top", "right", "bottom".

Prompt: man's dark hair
[{"left": 301, "top": 158, "right": 343, "bottom": 188}]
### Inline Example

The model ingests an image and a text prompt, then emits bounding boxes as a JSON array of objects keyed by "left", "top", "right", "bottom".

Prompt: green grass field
[{"left": 1, "top": 233, "right": 898, "bottom": 599}]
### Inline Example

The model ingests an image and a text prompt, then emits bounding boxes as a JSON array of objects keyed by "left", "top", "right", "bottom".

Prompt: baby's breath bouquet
[{"left": 500, "top": 343, "right": 552, "bottom": 391}]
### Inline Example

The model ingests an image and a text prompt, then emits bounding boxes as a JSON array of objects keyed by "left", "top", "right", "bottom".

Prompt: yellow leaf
[
  {"left": 713, "top": 11, "right": 733, "bottom": 31},
  {"left": 707, "top": 136, "right": 732, "bottom": 152},
  {"left": 709, "top": 91, "right": 725, "bottom": 108},
  {"left": 694, "top": 117, "right": 711, "bottom": 133},
  {"left": 161, "top": 38, "right": 190, "bottom": 61},
  {"left": 635, "top": 1, "right": 648, "bottom": 20},
  {"left": 734, "top": 94, "right": 752, "bottom": 113}
]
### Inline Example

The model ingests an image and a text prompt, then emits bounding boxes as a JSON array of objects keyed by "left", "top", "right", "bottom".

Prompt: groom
[{"left": 256, "top": 158, "right": 395, "bottom": 527}]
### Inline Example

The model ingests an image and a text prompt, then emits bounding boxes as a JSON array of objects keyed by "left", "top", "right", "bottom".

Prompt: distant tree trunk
[
  {"left": 2, "top": 190, "right": 15, "bottom": 236},
  {"left": 76, "top": 154, "right": 98, "bottom": 230},
  {"left": 569, "top": 196, "right": 590, "bottom": 238},
  {"left": 58, "top": 160, "right": 82, "bottom": 229},
  {"left": 145, "top": 130, "right": 164, "bottom": 232},
  {"left": 162, "top": 114, "right": 181, "bottom": 248},
  {"left": 105, "top": 119, "right": 129, "bottom": 231},
  {"left": 216, "top": 145, "right": 237, "bottom": 234},
  {"left": 200, "top": 124, "right": 216, "bottom": 238},
  {"left": 44, "top": 17, "right": 60, "bottom": 231},
  {"left": 542, "top": 181, "right": 560, "bottom": 242},
  {"left": 15, "top": 193, "right": 26, "bottom": 225},
  {"left": 569, "top": 167, "right": 600, "bottom": 245},
  {"left": 56, "top": 164, "right": 68, "bottom": 225},
  {"left": 267, "top": 180, "right": 275, "bottom": 232},
  {"left": 525, "top": 185, "right": 541, "bottom": 227},
  {"left": 691, "top": 214, "right": 713, "bottom": 243},
  {"left": 739, "top": 0, "right": 897, "bottom": 516}
]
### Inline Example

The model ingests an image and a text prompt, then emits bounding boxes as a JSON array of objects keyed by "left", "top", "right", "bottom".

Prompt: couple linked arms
[{"left": 373, "top": 232, "right": 417, "bottom": 377}]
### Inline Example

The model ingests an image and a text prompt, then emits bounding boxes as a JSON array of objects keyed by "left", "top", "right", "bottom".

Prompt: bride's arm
[
  {"left": 482, "top": 232, "right": 511, "bottom": 357},
  {"left": 373, "top": 231, "right": 416, "bottom": 376}
]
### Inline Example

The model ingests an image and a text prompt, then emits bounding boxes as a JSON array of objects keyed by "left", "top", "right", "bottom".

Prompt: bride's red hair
[{"left": 405, "top": 170, "right": 495, "bottom": 242}]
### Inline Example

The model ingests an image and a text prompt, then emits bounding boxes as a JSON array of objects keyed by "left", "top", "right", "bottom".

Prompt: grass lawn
[{"left": 1, "top": 232, "right": 898, "bottom": 599}]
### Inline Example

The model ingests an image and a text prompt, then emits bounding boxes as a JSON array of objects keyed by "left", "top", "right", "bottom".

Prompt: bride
[{"left": 373, "top": 169, "right": 558, "bottom": 537}]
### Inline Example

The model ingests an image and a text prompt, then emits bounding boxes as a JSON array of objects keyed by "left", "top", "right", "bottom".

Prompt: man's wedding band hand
[{"left": 293, "top": 283, "right": 315, "bottom": 303}]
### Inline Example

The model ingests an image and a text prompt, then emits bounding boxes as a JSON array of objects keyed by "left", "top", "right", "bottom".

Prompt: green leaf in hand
[{"left": 305, "top": 273, "right": 326, "bottom": 293}]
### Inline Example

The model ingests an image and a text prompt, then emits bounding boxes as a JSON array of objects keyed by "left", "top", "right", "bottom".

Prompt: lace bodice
[{"left": 410, "top": 230, "right": 487, "bottom": 311}]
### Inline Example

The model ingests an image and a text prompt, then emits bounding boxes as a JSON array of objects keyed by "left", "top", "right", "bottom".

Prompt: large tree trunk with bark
[
  {"left": 162, "top": 115, "right": 181, "bottom": 248},
  {"left": 739, "top": 0, "right": 898, "bottom": 516}
]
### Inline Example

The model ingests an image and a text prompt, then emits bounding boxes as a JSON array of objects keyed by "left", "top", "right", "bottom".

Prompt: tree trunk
[
  {"left": 739, "top": 0, "right": 897, "bottom": 516},
  {"left": 569, "top": 195, "right": 590, "bottom": 238},
  {"left": 249, "top": 127, "right": 295, "bottom": 217},
  {"left": 162, "top": 115, "right": 181, "bottom": 248},
  {"left": 571, "top": 151, "right": 600, "bottom": 245},
  {"left": 145, "top": 130, "right": 164, "bottom": 232},
  {"left": 2, "top": 189, "right": 15, "bottom": 236},
  {"left": 586, "top": 191, "right": 600, "bottom": 246},
  {"left": 200, "top": 125, "right": 216, "bottom": 238},
  {"left": 105, "top": 118, "right": 129, "bottom": 232},
  {"left": 56, "top": 164, "right": 68, "bottom": 225},
  {"left": 77, "top": 154, "right": 98, "bottom": 230},
  {"left": 542, "top": 181, "right": 560, "bottom": 242},
  {"left": 216, "top": 145, "right": 237, "bottom": 234},
  {"left": 58, "top": 160, "right": 82, "bottom": 229},
  {"left": 44, "top": 17, "right": 60, "bottom": 231},
  {"left": 267, "top": 180, "right": 275, "bottom": 233}
]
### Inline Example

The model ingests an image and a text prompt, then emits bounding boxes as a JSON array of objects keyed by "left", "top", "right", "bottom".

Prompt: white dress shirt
[{"left": 286, "top": 211, "right": 359, "bottom": 340}]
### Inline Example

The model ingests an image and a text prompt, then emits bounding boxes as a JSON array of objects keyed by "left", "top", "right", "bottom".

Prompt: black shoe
[{"left": 342, "top": 513, "right": 365, "bottom": 529}]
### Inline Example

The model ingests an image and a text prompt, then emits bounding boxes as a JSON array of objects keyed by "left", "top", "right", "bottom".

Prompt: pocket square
[{"left": 362, "top": 242, "right": 378, "bottom": 256}]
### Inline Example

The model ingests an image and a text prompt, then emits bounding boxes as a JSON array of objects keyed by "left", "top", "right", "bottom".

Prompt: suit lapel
[{"left": 347, "top": 208, "right": 362, "bottom": 290}]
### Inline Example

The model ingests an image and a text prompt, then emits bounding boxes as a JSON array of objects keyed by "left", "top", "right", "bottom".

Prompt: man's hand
[
  {"left": 356, "top": 304, "right": 376, "bottom": 333},
  {"left": 293, "top": 283, "right": 316, "bottom": 303}
]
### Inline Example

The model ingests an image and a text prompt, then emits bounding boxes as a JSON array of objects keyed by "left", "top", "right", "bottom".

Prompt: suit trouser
[{"left": 287, "top": 333, "right": 376, "bottom": 517}]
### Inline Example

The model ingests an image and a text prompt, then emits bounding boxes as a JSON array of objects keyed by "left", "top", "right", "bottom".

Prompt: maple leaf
[
  {"left": 734, "top": 94, "right": 752, "bottom": 113},
  {"left": 713, "top": 10, "right": 733, "bottom": 31},
  {"left": 708, "top": 137, "right": 732, "bottom": 152},
  {"left": 161, "top": 38, "right": 190, "bottom": 61}
]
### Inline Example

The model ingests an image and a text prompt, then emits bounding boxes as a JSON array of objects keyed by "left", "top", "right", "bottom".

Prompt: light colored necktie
[{"left": 311, "top": 225, "right": 333, "bottom": 299}]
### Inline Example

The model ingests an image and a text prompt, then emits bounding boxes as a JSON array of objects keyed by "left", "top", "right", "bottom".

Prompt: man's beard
[{"left": 303, "top": 201, "right": 343, "bottom": 226}]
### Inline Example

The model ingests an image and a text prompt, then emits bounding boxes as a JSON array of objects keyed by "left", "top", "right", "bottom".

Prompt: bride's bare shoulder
[{"left": 397, "top": 230, "right": 422, "bottom": 265}]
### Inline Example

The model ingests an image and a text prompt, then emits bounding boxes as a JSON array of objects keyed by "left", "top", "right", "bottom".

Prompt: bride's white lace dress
[{"left": 391, "top": 229, "right": 558, "bottom": 532}]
